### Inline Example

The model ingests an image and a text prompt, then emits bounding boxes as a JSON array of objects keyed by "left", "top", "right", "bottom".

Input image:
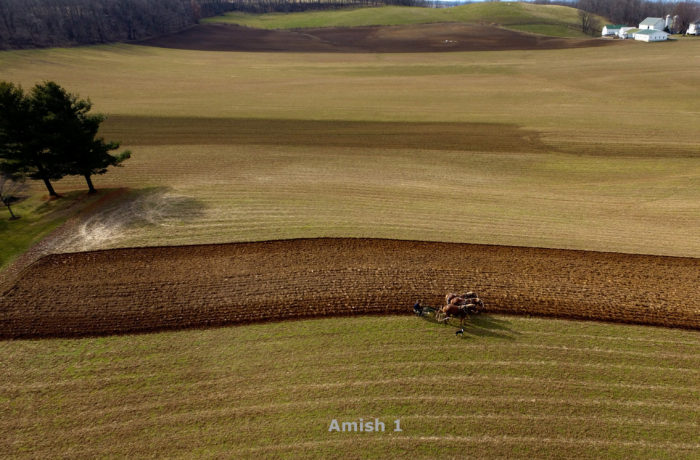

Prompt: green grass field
[
  {"left": 203, "top": 3, "right": 596, "bottom": 38},
  {"left": 2, "top": 315, "right": 698, "bottom": 458}
]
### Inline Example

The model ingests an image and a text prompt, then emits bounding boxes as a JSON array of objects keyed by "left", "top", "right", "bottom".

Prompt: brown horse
[
  {"left": 437, "top": 303, "right": 469, "bottom": 326},
  {"left": 470, "top": 298, "right": 484, "bottom": 312},
  {"left": 446, "top": 293, "right": 458, "bottom": 305},
  {"left": 449, "top": 296, "right": 466, "bottom": 306}
]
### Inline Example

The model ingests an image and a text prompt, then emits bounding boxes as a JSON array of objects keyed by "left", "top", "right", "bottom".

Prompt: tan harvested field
[
  {"left": 1, "top": 41, "right": 698, "bottom": 259},
  {"left": 139, "top": 23, "right": 614, "bottom": 53},
  {"left": 2, "top": 315, "right": 699, "bottom": 458},
  {"left": 1, "top": 238, "right": 698, "bottom": 338}
]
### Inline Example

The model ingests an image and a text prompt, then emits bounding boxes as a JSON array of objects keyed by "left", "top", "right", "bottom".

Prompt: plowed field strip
[{"left": 1, "top": 238, "right": 698, "bottom": 338}]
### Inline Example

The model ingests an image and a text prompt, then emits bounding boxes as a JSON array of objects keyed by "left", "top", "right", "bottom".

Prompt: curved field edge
[
  {"left": 2, "top": 315, "right": 698, "bottom": 458},
  {"left": 1, "top": 238, "right": 698, "bottom": 338},
  {"left": 203, "top": 3, "right": 596, "bottom": 38}
]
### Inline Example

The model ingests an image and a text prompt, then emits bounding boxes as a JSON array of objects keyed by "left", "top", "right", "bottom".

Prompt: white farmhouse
[
  {"left": 634, "top": 29, "right": 669, "bottom": 42},
  {"left": 687, "top": 20, "right": 700, "bottom": 35},
  {"left": 602, "top": 24, "right": 625, "bottom": 36},
  {"left": 639, "top": 17, "right": 666, "bottom": 30}
]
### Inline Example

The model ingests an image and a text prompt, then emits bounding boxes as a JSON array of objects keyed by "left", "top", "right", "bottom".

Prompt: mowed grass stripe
[
  {"left": 5, "top": 373, "right": 698, "bottom": 422},
  {"left": 241, "top": 436, "right": 700, "bottom": 453},
  {"left": 12, "top": 404, "right": 697, "bottom": 438},
  {"left": 46, "top": 435, "right": 700, "bottom": 460},
  {"left": 5, "top": 363, "right": 698, "bottom": 394},
  {"left": 243, "top": 342, "right": 700, "bottom": 361},
  {"left": 53, "top": 416, "right": 700, "bottom": 455},
  {"left": 9, "top": 400, "right": 699, "bottom": 455},
  {"left": 52, "top": 414, "right": 696, "bottom": 446},
  {"left": 4, "top": 371, "right": 698, "bottom": 428},
  {"left": 524, "top": 330, "right": 700, "bottom": 347},
  {"left": 5, "top": 336, "right": 698, "bottom": 379},
  {"left": 402, "top": 414, "right": 697, "bottom": 428}
]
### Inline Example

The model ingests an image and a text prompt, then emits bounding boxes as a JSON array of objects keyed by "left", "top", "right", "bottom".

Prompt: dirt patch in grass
[
  {"left": 137, "top": 23, "right": 618, "bottom": 53},
  {"left": 1, "top": 238, "right": 697, "bottom": 338},
  {"left": 100, "top": 116, "right": 548, "bottom": 153}
]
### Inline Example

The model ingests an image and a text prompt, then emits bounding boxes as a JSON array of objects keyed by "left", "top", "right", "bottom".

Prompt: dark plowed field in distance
[
  {"left": 138, "top": 23, "right": 617, "bottom": 53},
  {"left": 1, "top": 238, "right": 697, "bottom": 338}
]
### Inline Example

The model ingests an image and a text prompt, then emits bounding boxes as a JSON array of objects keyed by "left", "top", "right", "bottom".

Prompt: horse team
[{"left": 435, "top": 291, "right": 485, "bottom": 326}]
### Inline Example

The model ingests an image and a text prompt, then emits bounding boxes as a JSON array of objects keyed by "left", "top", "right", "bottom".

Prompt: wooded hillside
[{"left": 0, "top": 0, "right": 233, "bottom": 49}]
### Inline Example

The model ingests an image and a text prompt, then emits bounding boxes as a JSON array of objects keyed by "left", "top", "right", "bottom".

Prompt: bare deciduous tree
[
  {"left": 0, "top": 173, "right": 27, "bottom": 220},
  {"left": 673, "top": 1, "right": 700, "bottom": 34},
  {"left": 0, "top": 0, "right": 236, "bottom": 49},
  {"left": 579, "top": 9, "right": 599, "bottom": 35}
]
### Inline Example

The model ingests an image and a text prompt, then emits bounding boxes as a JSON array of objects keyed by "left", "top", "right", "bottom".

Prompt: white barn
[
  {"left": 602, "top": 25, "right": 625, "bottom": 36},
  {"left": 639, "top": 17, "right": 666, "bottom": 30},
  {"left": 687, "top": 21, "right": 700, "bottom": 35},
  {"left": 634, "top": 29, "right": 669, "bottom": 42}
]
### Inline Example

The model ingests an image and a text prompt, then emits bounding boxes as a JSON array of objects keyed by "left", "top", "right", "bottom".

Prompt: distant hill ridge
[{"left": 204, "top": 3, "right": 600, "bottom": 38}]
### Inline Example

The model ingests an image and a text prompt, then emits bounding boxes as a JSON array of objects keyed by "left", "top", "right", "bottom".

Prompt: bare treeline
[
  {"left": 576, "top": 0, "right": 700, "bottom": 32},
  {"left": 0, "top": 0, "right": 233, "bottom": 49}
]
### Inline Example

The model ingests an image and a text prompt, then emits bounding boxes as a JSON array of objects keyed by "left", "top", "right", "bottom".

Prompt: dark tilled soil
[
  {"left": 1, "top": 238, "right": 698, "bottom": 338},
  {"left": 137, "top": 23, "right": 618, "bottom": 53}
]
